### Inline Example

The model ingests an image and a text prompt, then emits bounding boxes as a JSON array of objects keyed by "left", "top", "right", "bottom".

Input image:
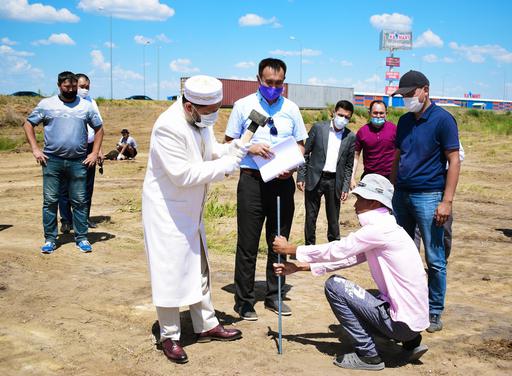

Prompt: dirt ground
[{"left": 0, "top": 100, "right": 511, "bottom": 375}]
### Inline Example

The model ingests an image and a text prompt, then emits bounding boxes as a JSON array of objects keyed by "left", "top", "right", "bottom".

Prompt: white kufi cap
[{"left": 184, "top": 75, "right": 223, "bottom": 105}]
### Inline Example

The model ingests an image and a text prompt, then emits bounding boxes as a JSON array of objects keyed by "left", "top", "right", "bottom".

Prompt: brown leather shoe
[
  {"left": 161, "top": 339, "right": 188, "bottom": 364},
  {"left": 196, "top": 324, "right": 242, "bottom": 343}
]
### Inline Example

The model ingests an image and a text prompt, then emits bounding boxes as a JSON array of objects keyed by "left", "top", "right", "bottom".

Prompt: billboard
[
  {"left": 385, "top": 71, "right": 400, "bottom": 80},
  {"left": 385, "top": 86, "right": 398, "bottom": 95},
  {"left": 380, "top": 31, "right": 413, "bottom": 50},
  {"left": 386, "top": 57, "right": 400, "bottom": 67}
]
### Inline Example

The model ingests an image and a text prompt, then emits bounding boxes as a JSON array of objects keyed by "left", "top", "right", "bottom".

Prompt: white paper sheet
[{"left": 253, "top": 136, "right": 305, "bottom": 182}]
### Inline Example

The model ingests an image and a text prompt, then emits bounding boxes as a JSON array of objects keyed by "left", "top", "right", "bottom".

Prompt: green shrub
[
  {"left": 0, "top": 136, "right": 22, "bottom": 151},
  {"left": 204, "top": 189, "right": 236, "bottom": 219}
]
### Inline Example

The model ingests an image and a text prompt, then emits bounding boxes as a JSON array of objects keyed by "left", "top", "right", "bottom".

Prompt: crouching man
[{"left": 273, "top": 174, "right": 429, "bottom": 371}]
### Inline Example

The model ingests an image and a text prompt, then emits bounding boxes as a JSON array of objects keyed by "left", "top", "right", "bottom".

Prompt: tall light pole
[
  {"left": 98, "top": 6, "right": 113, "bottom": 100},
  {"left": 143, "top": 41, "right": 150, "bottom": 97},
  {"left": 289, "top": 36, "right": 302, "bottom": 84},
  {"left": 157, "top": 45, "right": 160, "bottom": 100}
]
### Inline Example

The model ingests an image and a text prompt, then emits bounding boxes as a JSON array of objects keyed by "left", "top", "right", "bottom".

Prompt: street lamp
[
  {"left": 143, "top": 41, "right": 150, "bottom": 97},
  {"left": 289, "top": 36, "right": 302, "bottom": 84},
  {"left": 98, "top": 6, "right": 113, "bottom": 100}
]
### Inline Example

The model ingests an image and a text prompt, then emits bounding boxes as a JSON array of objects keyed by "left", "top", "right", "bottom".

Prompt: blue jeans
[
  {"left": 42, "top": 155, "right": 88, "bottom": 243},
  {"left": 59, "top": 143, "right": 96, "bottom": 224},
  {"left": 392, "top": 190, "right": 446, "bottom": 315},
  {"left": 324, "top": 276, "right": 419, "bottom": 357}
]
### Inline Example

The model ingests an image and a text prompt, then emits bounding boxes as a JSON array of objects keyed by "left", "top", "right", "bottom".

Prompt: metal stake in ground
[{"left": 277, "top": 196, "right": 283, "bottom": 354}]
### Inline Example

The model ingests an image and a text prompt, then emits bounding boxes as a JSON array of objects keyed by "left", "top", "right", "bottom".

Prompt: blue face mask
[
  {"left": 370, "top": 117, "right": 385, "bottom": 127},
  {"left": 259, "top": 85, "right": 283, "bottom": 102}
]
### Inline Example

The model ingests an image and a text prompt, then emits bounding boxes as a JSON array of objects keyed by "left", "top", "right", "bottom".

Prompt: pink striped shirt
[{"left": 296, "top": 207, "right": 429, "bottom": 331}]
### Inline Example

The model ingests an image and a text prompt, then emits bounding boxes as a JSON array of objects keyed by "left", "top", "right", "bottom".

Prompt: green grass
[
  {"left": 204, "top": 188, "right": 237, "bottom": 219},
  {"left": 0, "top": 136, "right": 21, "bottom": 151}
]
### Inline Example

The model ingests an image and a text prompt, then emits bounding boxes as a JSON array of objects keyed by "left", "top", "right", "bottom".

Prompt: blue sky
[{"left": 1, "top": 0, "right": 511, "bottom": 100}]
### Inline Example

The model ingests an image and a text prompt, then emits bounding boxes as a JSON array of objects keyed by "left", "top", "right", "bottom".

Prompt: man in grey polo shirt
[{"left": 22, "top": 71, "right": 104, "bottom": 254}]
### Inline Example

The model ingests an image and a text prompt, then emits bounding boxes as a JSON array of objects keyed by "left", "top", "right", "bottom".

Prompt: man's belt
[
  {"left": 321, "top": 171, "right": 336, "bottom": 179},
  {"left": 241, "top": 168, "right": 262, "bottom": 178}
]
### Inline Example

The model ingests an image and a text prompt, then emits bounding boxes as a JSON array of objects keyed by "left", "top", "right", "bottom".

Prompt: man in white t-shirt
[{"left": 117, "top": 129, "right": 138, "bottom": 159}]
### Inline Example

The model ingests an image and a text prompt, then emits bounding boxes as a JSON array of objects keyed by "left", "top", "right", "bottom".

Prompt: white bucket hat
[{"left": 351, "top": 174, "right": 394, "bottom": 210}]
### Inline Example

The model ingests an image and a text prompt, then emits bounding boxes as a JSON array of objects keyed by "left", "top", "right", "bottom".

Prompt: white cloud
[
  {"left": 307, "top": 77, "right": 340, "bottom": 86},
  {"left": 340, "top": 60, "right": 353, "bottom": 67},
  {"left": 235, "top": 61, "right": 255, "bottom": 69},
  {"left": 269, "top": 48, "right": 322, "bottom": 57},
  {"left": 0, "top": 44, "right": 33, "bottom": 56},
  {"left": 155, "top": 33, "right": 171, "bottom": 43},
  {"left": 91, "top": 49, "right": 110, "bottom": 71},
  {"left": 33, "top": 33, "right": 75, "bottom": 46},
  {"left": 238, "top": 13, "right": 280, "bottom": 27},
  {"left": 449, "top": 42, "right": 512, "bottom": 64},
  {"left": 78, "top": 0, "right": 175, "bottom": 21},
  {"left": 422, "top": 54, "right": 455, "bottom": 64},
  {"left": 227, "top": 76, "right": 257, "bottom": 81},
  {"left": 415, "top": 29, "right": 443, "bottom": 48},
  {"left": 369, "top": 13, "right": 412, "bottom": 32},
  {"left": 364, "top": 74, "right": 381, "bottom": 84},
  {"left": 134, "top": 35, "right": 153, "bottom": 45},
  {"left": 1, "top": 37, "right": 17, "bottom": 45},
  {"left": 104, "top": 41, "right": 116, "bottom": 48},
  {"left": 0, "top": 0, "right": 79, "bottom": 23},
  {"left": 113, "top": 66, "right": 143, "bottom": 80},
  {"left": 170, "top": 58, "right": 199, "bottom": 73}
]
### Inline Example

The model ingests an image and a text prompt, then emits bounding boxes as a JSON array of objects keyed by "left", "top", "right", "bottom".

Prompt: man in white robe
[{"left": 142, "top": 75, "right": 245, "bottom": 364}]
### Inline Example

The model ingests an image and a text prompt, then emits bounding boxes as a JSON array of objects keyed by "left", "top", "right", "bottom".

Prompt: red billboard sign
[
  {"left": 385, "top": 71, "right": 400, "bottom": 80},
  {"left": 386, "top": 57, "right": 400, "bottom": 67},
  {"left": 385, "top": 86, "right": 398, "bottom": 95}
]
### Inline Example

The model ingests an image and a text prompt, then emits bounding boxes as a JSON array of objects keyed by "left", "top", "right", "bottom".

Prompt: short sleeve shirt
[
  {"left": 225, "top": 91, "right": 308, "bottom": 169},
  {"left": 118, "top": 136, "right": 138, "bottom": 149},
  {"left": 395, "top": 103, "right": 459, "bottom": 191},
  {"left": 355, "top": 121, "right": 396, "bottom": 176},
  {"left": 27, "top": 95, "right": 102, "bottom": 158}
]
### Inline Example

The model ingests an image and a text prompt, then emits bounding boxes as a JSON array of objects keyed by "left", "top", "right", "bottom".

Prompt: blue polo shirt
[
  {"left": 395, "top": 103, "right": 459, "bottom": 192},
  {"left": 225, "top": 91, "right": 308, "bottom": 170}
]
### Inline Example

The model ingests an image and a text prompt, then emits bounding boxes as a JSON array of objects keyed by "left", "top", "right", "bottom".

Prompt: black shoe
[
  {"left": 426, "top": 314, "right": 443, "bottom": 333},
  {"left": 236, "top": 303, "right": 258, "bottom": 321},
  {"left": 60, "top": 222, "right": 71, "bottom": 234},
  {"left": 264, "top": 300, "right": 292, "bottom": 316}
]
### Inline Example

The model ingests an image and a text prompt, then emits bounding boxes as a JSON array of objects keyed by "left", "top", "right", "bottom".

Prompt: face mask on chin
[{"left": 403, "top": 96, "right": 424, "bottom": 113}]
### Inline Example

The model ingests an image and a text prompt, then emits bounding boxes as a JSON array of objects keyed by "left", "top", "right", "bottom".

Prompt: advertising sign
[
  {"left": 380, "top": 31, "right": 413, "bottom": 50},
  {"left": 385, "top": 86, "right": 398, "bottom": 96},
  {"left": 386, "top": 57, "right": 400, "bottom": 67},
  {"left": 385, "top": 71, "right": 400, "bottom": 80}
]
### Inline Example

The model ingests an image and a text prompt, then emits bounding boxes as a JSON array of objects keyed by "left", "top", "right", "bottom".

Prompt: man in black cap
[
  {"left": 116, "top": 128, "right": 138, "bottom": 160},
  {"left": 390, "top": 70, "right": 461, "bottom": 333}
]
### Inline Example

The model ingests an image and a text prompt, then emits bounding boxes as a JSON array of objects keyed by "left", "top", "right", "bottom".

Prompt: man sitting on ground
[
  {"left": 116, "top": 128, "right": 138, "bottom": 160},
  {"left": 273, "top": 174, "right": 429, "bottom": 371}
]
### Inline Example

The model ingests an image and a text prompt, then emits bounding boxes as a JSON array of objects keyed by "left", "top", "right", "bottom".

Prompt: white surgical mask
[
  {"left": 77, "top": 88, "right": 89, "bottom": 98},
  {"left": 333, "top": 115, "right": 349, "bottom": 130},
  {"left": 403, "top": 96, "right": 424, "bottom": 113},
  {"left": 194, "top": 109, "right": 219, "bottom": 128}
]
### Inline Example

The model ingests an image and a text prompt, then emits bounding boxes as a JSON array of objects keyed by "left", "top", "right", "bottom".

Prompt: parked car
[
  {"left": 125, "top": 95, "right": 153, "bottom": 100},
  {"left": 11, "top": 91, "right": 41, "bottom": 97}
]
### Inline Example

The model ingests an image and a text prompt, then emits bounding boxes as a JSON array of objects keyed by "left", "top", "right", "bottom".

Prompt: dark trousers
[
  {"left": 304, "top": 175, "right": 340, "bottom": 245},
  {"left": 234, "top": 172, "right": 295, "bottom": 309},
  {"left": 59, "top": 143, "right": 96, "bottom": 224}
]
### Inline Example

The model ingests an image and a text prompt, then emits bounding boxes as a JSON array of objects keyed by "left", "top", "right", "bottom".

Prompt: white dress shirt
[{"left": 322, "top": 121, "right": 343, "bottom": 172}]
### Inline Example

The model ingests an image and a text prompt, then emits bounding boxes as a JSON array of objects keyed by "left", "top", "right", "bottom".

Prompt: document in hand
[{"left": 252, "top": 136, "right": 305, "bottom": 182}]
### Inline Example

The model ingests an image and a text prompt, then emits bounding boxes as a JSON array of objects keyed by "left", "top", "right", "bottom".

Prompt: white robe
[{"left": 142, "top": 100, "right": 231, "bottom": 307}]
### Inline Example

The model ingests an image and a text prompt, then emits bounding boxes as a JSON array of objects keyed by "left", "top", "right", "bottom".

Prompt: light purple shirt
[{"left": 296, "top": 207, "right": 429, "bottom": 331}]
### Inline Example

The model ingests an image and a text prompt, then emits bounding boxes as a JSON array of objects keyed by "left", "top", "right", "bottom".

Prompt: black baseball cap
[
  {"left": 121, "top": 128, "right": 129, "bottom": 134},
  {"left": 392, "top": 70, "right": 430, "bottom": 96}
]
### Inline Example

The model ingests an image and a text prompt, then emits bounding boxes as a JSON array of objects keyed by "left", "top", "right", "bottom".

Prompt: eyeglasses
[{"left": 268, "top": 117, "right": 278, "bottom": 136}]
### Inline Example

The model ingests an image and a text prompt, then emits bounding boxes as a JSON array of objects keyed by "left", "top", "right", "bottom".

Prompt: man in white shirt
[
  {"left": 117, "top": 129, "right": 138, "bottom": 159},
  {"left": 297, "top": 100, "right": 356, "bottom": 245}
]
